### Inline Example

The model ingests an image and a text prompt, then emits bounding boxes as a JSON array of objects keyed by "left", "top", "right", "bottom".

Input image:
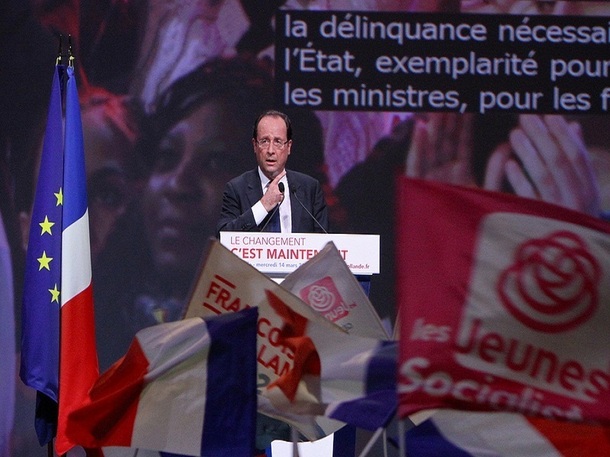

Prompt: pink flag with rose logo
[
  {"left": 396, "top": 177, "right": 610, "bottom": 423},
  {"left": 281, "top": 241, "right": 389, "bottom": 340}
]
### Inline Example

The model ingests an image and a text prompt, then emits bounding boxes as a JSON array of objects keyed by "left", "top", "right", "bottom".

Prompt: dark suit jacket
[{"left": 216, "top": 169, "right": 329, "bottom": 235}]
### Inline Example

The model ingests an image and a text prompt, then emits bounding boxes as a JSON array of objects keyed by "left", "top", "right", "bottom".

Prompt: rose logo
[
  {"left": 305, "top": 285, "right": 336, "bottom": 313},
  {"left": 497, "top": 231, "right": 600, "bottom": 333}
]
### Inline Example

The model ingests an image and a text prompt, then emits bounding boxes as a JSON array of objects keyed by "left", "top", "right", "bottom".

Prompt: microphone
[
  {"left": 291, "top": 187, "right": 328, "bottom": 234},
  {"left": 259, "top": 182, "right": 285, "bottom": 232}
]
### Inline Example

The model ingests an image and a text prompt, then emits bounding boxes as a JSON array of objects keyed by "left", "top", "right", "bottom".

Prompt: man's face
[
  {"left": 253, "top": 115, "right": 292, "bottom": 180},
  {"left": 142, "top": 100, "right": 244, "bottom": 278}
]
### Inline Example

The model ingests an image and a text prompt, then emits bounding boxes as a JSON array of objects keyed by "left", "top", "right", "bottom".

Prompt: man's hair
[{"left": 252, "top": 110, "right": 292, "bottom": 141}]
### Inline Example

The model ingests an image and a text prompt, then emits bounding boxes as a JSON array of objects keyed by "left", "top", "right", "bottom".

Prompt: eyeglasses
[{"left": 256, "top": 138, "right": 290, "bottom": 149}]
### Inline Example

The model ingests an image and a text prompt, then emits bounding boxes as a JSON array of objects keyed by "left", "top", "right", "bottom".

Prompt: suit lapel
[{"left": 245, "top": 169, "right": 263, "bottom": 208}]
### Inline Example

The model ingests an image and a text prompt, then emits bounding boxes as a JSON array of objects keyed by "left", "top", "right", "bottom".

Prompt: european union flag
[{"left": 19, "top": 64, "right": 64, "bottom": 445}]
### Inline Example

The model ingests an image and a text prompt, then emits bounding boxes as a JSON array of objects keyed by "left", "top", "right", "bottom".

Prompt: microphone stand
[{"left": 291, "top": 187, "right": 328, "bottom": 234}]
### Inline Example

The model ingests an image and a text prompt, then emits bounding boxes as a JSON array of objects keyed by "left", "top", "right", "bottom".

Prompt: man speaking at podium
[
  {"left": 216, "top": 109, "right": 329, "bottom": 235},
  {"left": 216, "top": 109, "right": 329, "bottom": 454}
]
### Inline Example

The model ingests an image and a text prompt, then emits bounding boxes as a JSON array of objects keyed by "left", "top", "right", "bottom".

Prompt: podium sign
[{"left": 219, "top": 231, "right": 380, "bottom": 276}]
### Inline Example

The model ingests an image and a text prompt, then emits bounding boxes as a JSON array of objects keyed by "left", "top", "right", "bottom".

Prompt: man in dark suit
[
  {"left": 216, "top": 109, "right": 329, "bottom": 235},
  {"left": 216, "top": 109, "right": 329, "bottom": 453}
]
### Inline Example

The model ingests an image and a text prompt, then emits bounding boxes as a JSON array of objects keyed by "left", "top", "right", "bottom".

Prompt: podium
[{"left": 219, "top": 231, "right": 380, "bottom": 279}]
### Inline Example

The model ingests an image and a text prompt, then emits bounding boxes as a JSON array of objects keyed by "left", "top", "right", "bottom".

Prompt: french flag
[
  {"left": 56, "top": 65, "right": 100, "bottom": 455},
  {"left": 65, "top": 308, "right": 258, "bottom": 456},
  {"left": 405, "top": 410, "right": 610, "bottom": 456}
]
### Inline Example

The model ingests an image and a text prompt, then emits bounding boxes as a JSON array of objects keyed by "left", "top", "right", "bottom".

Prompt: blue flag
[{"left": 19, "top": 64, "right": 64, "bottom": 446}]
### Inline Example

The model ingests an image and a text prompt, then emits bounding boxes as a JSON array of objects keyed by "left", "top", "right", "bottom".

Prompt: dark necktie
[
  {"left": 264, "top": 182, "right": 281, "bottom": 232},
  {"left": 268, "top": 206, "right": 280, "bottom": 232}
]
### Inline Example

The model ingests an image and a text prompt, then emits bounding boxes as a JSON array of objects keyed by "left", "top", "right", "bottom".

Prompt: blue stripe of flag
[
  {"left": 333, "top": 424, "right": 356, "bottom": 456},
  {"left": 406, "top": 419, "right": 473, "bottom": 457},
  {"left": 330, "top": 341, "right": 397, "bottom": 431},
  {"left": 62, "top": 66, "right": 88, "bottom": 228},
  {"left": 202, "top": 307, "right": 258, "bottom": 456}
]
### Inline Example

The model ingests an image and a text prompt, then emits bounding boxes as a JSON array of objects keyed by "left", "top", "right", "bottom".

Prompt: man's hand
[{"left": 261, "top": 171, "right": 286, "bottom": 212}]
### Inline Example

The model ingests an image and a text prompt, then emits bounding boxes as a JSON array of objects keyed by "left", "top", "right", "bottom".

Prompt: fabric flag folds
[
  {"left": 263, "top": 288, "right": 397, "bottom": 432},
  {"left": 55, "top": 64, "right": 100, "bottom": 455},
  {"left": 19, "top": 64, "right": 64, "bottom": 445},
  {"left": 65, "top": 308, "right": 258, "bottom": 457},
  {"left": 405, "top": 410, "right": 610, "bottom": 457},
  {"left": 281, "top": 241, "right": 389, "bottom": 340},
  {"left": 396, "top": 177, "right": 610, "bottom": 423},
  {"left": 19, "top": 62, "right": 100, "bottom": 453},
  {"left": 184, "top": 240, "right": 396, "bottom": 438},
  {"left": 185, "top": 240, "right": 344, "bottom": 440}
]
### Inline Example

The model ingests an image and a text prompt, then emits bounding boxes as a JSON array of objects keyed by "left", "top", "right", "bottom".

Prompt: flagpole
[
  {"left": 291, "top": 426, "right": 300, "bottom": 457},
  {"left": 57, "top": 39, "right": 69, "bottom": 457},
  {"left": 356, "top": 427, "right": 384, "bottom": 457},
  {"left": 382, "top": 429, "right": 388, "bottom": 457},
  {"left": 54, "top": 37, "right": 64, "bottom": 457},
  {"left": 398, "top": 419, "right": 407, "bottom": 457}
]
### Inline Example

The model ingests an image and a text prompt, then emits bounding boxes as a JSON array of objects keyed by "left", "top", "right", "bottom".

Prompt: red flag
[{"left": 396, "top": 177, "right": 610, "bottom": 423}]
